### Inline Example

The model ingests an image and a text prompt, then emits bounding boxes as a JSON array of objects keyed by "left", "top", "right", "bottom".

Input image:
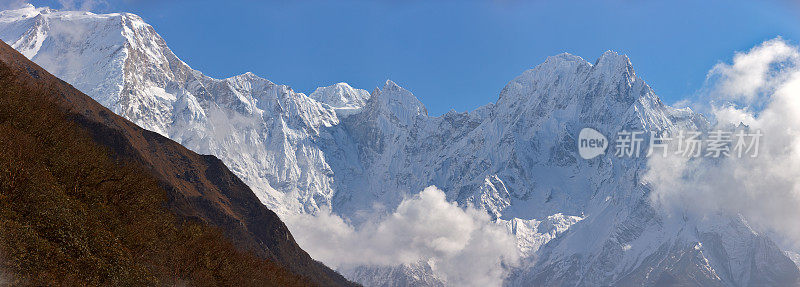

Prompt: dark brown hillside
[{"left": 0, "top": 40, "right": 354, "bottom": 286}]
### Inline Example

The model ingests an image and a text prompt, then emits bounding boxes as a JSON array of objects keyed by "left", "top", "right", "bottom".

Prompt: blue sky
[{"left": 27, "top": 0, "right": 800, "bottom": 115}]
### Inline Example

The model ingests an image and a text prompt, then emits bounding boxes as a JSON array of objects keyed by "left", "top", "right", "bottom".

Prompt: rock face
[{"left": 2, "top": 4, "right": 799, "bottom": 286}]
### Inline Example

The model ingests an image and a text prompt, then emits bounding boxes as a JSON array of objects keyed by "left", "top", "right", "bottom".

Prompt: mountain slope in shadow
[{"left": 0, "top": 40, "right": 353, "bottom": 286}]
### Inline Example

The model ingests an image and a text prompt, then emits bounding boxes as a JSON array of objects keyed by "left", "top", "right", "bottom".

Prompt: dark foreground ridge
[{"left": 0, "top": 40, "right": 354, "bottom": 286}]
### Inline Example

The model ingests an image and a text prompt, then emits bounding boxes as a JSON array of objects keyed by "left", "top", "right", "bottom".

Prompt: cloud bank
[
  {"left": 647, "top": 38, "right": 800, "bottom": 248},
  {"left": 285, "top": 186, "right": 519, "bottom": 286}
]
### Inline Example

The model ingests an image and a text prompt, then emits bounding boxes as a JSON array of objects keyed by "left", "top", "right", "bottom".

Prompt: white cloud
[
  {"left": 284, "top": 186, "right": 519, "bottom": 287},
  {"left": 0, "top": 0, "right": 29, "bottom": 10},
  {"left": 707, "top": 38, "right": 800, "bottom": 105},
  {"left": 710, "top": 104, "right": 756, "bottom": 127},
  {"left": 646, "top": 38, "right": 800, "bottom": 249}
]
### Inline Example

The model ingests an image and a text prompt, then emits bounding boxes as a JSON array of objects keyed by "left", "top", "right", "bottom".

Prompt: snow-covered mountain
[{"left": 2, "top": 4, "right": 798, "bottom": 286}]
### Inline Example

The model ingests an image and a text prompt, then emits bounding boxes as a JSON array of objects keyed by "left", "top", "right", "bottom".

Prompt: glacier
[{"left": 1, "top": 4, "right": 799, "bottom": 286}]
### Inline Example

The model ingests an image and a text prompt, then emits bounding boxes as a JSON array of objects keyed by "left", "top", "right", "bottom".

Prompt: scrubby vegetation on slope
[{"left": 0, "top": 47, "right": 308, "bottom": 286}]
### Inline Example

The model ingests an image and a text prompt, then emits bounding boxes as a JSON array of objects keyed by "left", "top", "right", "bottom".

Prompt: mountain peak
[
  {"left": 367, "top": 79, "right": 428, "bottom": 122},
  {"left": 0, "top": 3, "right": 41, "bottom": 20},
  {"left": 222, "top": 72, "right": 276, "bottom": 90},
  {"left": 597, "top": 50, "right": 629, "bottom": 62},
  {"left": 309, "top": 82, "right": 370, "bottom": 109},
  {"left": 229, "top": 71, "right": 269, "bottom": 81},
  {"left": 495, "top": 50, "right": 654, "bottom": 122},
  {"left": 527, "top": 53, "right": 592, "bottom": 75},
  {"left": 383, "top": 79, "right": 401, "bottom": 90},
  {"left": 544, "top": 52, "right": 587, "bottom": 65},
  {"left": 593, "top": 50, "right": 635, "bottom": 79}
]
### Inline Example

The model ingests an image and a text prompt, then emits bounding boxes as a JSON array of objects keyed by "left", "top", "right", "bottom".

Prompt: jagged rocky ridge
[{"left": 1, "top": 4, "right": 798, "bottom": 286}]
